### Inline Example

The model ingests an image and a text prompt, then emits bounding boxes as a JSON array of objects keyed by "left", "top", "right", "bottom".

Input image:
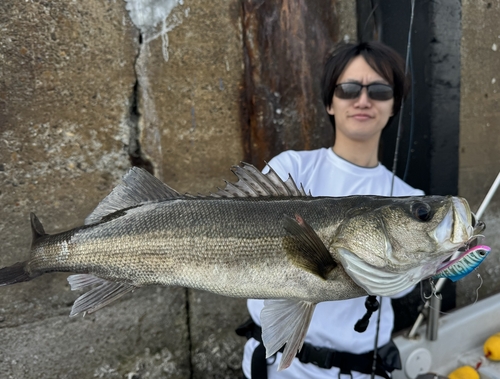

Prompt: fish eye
[
  {"left": 479, "top": 249, "right": 487, "bottom": 256},
  {"left": 411, "top": 202, "right": 433, "bottom": 222}
]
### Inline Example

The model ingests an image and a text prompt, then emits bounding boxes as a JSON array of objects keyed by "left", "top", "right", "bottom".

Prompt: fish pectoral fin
[
  {"left": 67, "top": 274, "right": 137, "bottom": 317},
  {"left": 261, "top": 299, "right": 316, "bottom": 371},
  {"left": 283, "top": 214, "right": 337, "bottom": 279}
]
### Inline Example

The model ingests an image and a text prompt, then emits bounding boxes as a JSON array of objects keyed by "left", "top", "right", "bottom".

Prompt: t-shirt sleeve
[{"left": 262, "top": 151, "right": 299, "bottom": 181}]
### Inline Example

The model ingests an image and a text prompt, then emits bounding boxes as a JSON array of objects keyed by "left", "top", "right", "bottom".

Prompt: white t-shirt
[{"left": 242, "top": 147, "right": 424, "bottom": 379}]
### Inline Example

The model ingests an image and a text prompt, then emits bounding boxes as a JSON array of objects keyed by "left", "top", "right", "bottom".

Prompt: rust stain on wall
[{"left": 240, "top": 0, "right": 340, "bottom": 169}]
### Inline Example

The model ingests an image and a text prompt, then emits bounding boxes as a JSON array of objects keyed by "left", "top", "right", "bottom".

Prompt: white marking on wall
[{"left": 124, "top": 0, "right": 189, "bottom": 61}]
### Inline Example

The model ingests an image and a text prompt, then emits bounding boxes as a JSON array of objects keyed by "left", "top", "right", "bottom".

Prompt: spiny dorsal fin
[
  {"left": 30, "top": 213, "right": 46, "bottom": 246},
  {"left": 85, "top": 167, "right": 180, "bottom": 225},
  {"left": 211, "top": 162, "right": 309, "bottom": 198},
  {"left": 86, "top": 163, "right": 309, "bottom": 225}
]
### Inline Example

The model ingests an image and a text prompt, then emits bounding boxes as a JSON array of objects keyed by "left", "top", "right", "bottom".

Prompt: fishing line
[
  {"left": 403, "top": 44, "right": 415, "bottom": 182},
  {"left": 390, "top": 0, "right": 416, "bottom": 196},
  {"left": 362, "top": 1, "right": 379, "bottom": 39},
  {"left": 474, "top": 273, "right": 483, "bottom": 303}
]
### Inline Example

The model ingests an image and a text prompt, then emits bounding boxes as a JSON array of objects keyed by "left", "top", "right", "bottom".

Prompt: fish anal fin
[
  {"left": 67, "top": 274, "right": 137, "bottom": 316},
  {"left": 283, "top": 214, "right": 337, "bottom": 279},
  {"left": 260, "top": 299, "right": 316, "bottom": 371}
]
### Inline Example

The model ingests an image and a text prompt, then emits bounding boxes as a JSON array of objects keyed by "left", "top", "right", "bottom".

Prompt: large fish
[{"left": 0, "top": 163, "right": 484, "bottom": 370}]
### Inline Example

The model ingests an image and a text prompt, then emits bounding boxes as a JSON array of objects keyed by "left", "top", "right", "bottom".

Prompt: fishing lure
[{"left": 433, "top": 245, "right": 491, "bottom": 282}]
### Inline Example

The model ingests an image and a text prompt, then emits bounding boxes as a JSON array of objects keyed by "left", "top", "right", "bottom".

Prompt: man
[{"left": 241, "top": 41, "right": 423, "bottom": 379}]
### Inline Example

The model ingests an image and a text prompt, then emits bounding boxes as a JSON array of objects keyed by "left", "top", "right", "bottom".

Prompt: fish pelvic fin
[
  {"left": 260, "top": 299, "right": 316, "bottom": 371},
  {"left": 0, "top": 262, "right": 33, "bottom": 286},
  {"left": 283, "top": 214, "right": 337, "bottom": 279},
  {"left": 68, "top": 274, "right": 137, "bottom": 316}
]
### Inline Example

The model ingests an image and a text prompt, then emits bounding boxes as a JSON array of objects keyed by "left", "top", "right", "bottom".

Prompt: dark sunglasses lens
[
  {"left": 367, "top": 84, "right": 393, "bottom": 100},
  {"left": 334, "top": 83, "right": 361, "bottom": 99}
]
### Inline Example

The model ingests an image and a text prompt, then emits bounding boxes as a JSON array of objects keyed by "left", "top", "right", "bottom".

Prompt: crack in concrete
[
  {"left": 126, "top": 33, "right": 193, "bottom": 376},
  {"left": 127, "top": 33, "right": 154, "bottom": 175}
]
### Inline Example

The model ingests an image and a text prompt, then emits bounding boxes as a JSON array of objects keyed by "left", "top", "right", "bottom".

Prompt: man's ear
[{"left": 326, "top": 105, "right": 334, "bottom": 116}]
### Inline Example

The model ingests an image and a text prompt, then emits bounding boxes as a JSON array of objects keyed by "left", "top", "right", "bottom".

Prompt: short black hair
[{"left": 321, "top": 41, "right": 410, "bottom": 131}]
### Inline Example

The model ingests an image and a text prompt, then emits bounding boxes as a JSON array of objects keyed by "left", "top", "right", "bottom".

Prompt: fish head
[{"left": 332, "top": 196, "right": 480, "bottom": 296}]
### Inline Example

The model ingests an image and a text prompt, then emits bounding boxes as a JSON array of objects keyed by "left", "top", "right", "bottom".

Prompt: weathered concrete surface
[
  {"left": 0, "top": 1, "right": 189, "bottom": 378},
  {"left": 458, "top": 0, "right": 500, "bottom": 307},
  {"left": 189, "top": 291, "right": 247, "bottom": 379},
  {"left": 0, "top": 286, "right": 189, "bottom": 379},
  {"left": 133, "top": 0, "right": 245, "bottom": 191}
]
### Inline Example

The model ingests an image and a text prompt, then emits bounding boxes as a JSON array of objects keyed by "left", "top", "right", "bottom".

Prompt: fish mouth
[{"left": 432, "top": 197, "right": 473, "bottom": 248}]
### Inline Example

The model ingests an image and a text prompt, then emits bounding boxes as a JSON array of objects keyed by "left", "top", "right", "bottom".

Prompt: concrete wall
[{"left": 0, "top": 1, "right": 355, "bottom": 378}]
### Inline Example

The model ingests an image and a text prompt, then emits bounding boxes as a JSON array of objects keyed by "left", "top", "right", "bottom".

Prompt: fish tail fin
[
  {"left": 0, "top": 213, "right": 46, "bottom": 286},
  {"left": 0, "top": 262, "right": 32, "bottom": 286},
  {"left": 30, "top": 212, "right": 47, "bottom": 247}
]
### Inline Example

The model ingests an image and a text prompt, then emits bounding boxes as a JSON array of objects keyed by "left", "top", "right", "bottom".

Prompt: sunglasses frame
[{"left": 334, "top": 82, "right": 394, "bottom": 101}]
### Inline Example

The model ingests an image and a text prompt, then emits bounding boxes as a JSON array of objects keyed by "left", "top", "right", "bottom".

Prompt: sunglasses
[{"left": 334, "top": 82, "right": 394, "bottom": 101}]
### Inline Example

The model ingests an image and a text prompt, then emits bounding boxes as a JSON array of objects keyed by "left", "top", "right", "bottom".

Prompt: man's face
[{"left": 327, "top": 56, "right": 395, "bottom": 145}]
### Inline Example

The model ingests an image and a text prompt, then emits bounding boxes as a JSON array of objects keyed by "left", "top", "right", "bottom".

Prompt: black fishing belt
[{"left": 236, "top": 318, "right": 401, "bottom": 379}]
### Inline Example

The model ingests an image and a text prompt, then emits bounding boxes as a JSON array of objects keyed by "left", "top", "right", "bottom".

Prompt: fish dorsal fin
[
  {"left": 85, "top": 167, "right": 180, "bottom": 225},
  {"left": 211, "top": 162, "right": 308, "bottom": 198},
  {"left": 30, "top": 213, "right": 47, "bottom": 246}
]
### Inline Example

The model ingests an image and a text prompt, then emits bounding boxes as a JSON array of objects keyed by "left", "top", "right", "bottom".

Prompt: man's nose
[{"left": 354, "top": 88, "right": 371, "bottom": 107}]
